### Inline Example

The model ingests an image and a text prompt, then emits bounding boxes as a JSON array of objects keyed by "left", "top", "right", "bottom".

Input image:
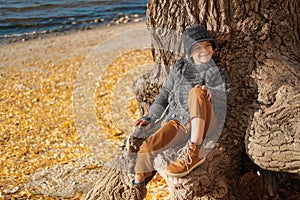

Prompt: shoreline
[{"left": 0, "top": 15, "right": 146, "bottom": 46}]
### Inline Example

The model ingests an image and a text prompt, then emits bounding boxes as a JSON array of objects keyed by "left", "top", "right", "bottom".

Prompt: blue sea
[{"left": 0, "top": 0, "right": 147, "bottom": 40}]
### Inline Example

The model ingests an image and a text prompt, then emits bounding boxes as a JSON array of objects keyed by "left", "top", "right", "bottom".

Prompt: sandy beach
[{"left": 0, "top": 21, "right": 169, "bottom": 199}]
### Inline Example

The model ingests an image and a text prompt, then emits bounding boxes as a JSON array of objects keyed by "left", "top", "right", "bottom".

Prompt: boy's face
[{"left": 190, "top": 41, "right": 214, "bottom": 64}]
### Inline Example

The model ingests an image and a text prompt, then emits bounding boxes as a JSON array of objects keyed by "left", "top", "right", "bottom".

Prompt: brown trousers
[{"left": 135, "top": 87, "right": 217, "bottom": 175}]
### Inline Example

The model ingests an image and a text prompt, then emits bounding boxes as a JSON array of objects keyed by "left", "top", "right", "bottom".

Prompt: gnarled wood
[
  {"left": 246, "top": 84, "right": 300, "bottom": 173},
  {"left": 243, "top": 0, "right": 300, "bottom": 175}
]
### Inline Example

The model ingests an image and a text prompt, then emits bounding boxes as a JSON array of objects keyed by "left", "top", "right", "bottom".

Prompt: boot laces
[{"left": 176, "top": 144, "right": 193, "bottom": 168}]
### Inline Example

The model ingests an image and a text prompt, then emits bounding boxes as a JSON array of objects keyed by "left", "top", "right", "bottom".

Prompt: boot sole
[{"left": 165, "top": 156, "right": 206, "bottom": 178}]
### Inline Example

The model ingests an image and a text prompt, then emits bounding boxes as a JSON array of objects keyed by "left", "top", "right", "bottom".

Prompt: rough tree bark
[{"left": 133, "top": 0, "right": 300, "bottom": 199}]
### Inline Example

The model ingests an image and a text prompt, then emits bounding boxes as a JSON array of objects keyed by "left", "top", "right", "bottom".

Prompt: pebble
[
  {"left": 108, "top": 13, "right": 145, "bottom": 26},
  {"left": 93, "top": 19, "right": 104, "bottom": 24}
]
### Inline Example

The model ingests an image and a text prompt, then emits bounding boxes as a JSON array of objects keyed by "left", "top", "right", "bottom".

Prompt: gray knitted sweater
[{"left": 144, "top": 57, "right": 231, "bottom": 126}]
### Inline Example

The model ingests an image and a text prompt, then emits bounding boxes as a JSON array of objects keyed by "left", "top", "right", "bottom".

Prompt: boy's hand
[
  {"left": 195, "top": 85, "right": 211, "bottom": 101},
  {"left": 134, "top": 118, "right": 150, "bottom": 128}
]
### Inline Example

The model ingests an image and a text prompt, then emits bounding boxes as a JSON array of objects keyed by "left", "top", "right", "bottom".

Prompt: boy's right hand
[{"left": 134, "top": 118, "right": 150, "bottom": 128}]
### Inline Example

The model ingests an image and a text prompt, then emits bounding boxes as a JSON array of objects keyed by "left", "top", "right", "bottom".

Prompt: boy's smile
[{"left": 190, "top": 41, "right": 214, "bottom": 64}]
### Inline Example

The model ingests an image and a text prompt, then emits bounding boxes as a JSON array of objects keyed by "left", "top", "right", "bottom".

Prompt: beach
[{"left": 0, "top": 21, "right": 169, "bottom": 199}]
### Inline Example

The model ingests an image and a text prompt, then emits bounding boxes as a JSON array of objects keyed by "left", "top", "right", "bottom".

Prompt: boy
[{"left": 130, "top": 25, "right": 230, "bottom": 200}]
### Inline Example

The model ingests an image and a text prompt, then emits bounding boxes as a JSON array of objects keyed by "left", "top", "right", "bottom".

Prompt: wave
[{"left": 0, "top": 30, "right": 49, "bottom": 38}]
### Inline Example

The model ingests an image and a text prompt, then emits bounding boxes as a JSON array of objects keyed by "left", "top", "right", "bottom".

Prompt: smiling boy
[{"left": 129, "top": 25, "right": 230, "bottom": 200}]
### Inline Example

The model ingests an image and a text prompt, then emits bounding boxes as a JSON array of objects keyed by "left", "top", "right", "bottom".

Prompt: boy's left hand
[{"left": 195, "top": 85, "right": 211, "bottom": 101}]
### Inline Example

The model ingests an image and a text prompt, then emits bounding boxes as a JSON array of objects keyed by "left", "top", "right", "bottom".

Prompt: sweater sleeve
[{"left": 144, "top": 62, "right": 177, "bottom": 123}]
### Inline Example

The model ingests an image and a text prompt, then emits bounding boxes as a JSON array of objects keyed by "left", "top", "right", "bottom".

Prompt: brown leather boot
[
  {"left": 129, "top": 180, "right": 147, "bottom": 200},
  {"left": 128, "top": 171, "right": 156, "bottom": 200},
  {"left": 165, "top": 141, "right": 205, "bottom": 178}
]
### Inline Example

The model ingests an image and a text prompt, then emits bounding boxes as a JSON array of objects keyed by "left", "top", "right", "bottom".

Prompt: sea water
[{"left": 0, "top": 0, "right": 147, "bottom": 39}]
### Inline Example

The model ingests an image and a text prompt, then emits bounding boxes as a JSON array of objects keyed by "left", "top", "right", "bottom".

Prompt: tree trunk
[{"left": 133, "top": 0, "right": 300, "bottom": 199}]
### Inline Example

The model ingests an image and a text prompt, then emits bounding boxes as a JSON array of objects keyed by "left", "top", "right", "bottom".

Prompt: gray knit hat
[{"left": 182, "top": 25, "right": 217, "bottom": 54}]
